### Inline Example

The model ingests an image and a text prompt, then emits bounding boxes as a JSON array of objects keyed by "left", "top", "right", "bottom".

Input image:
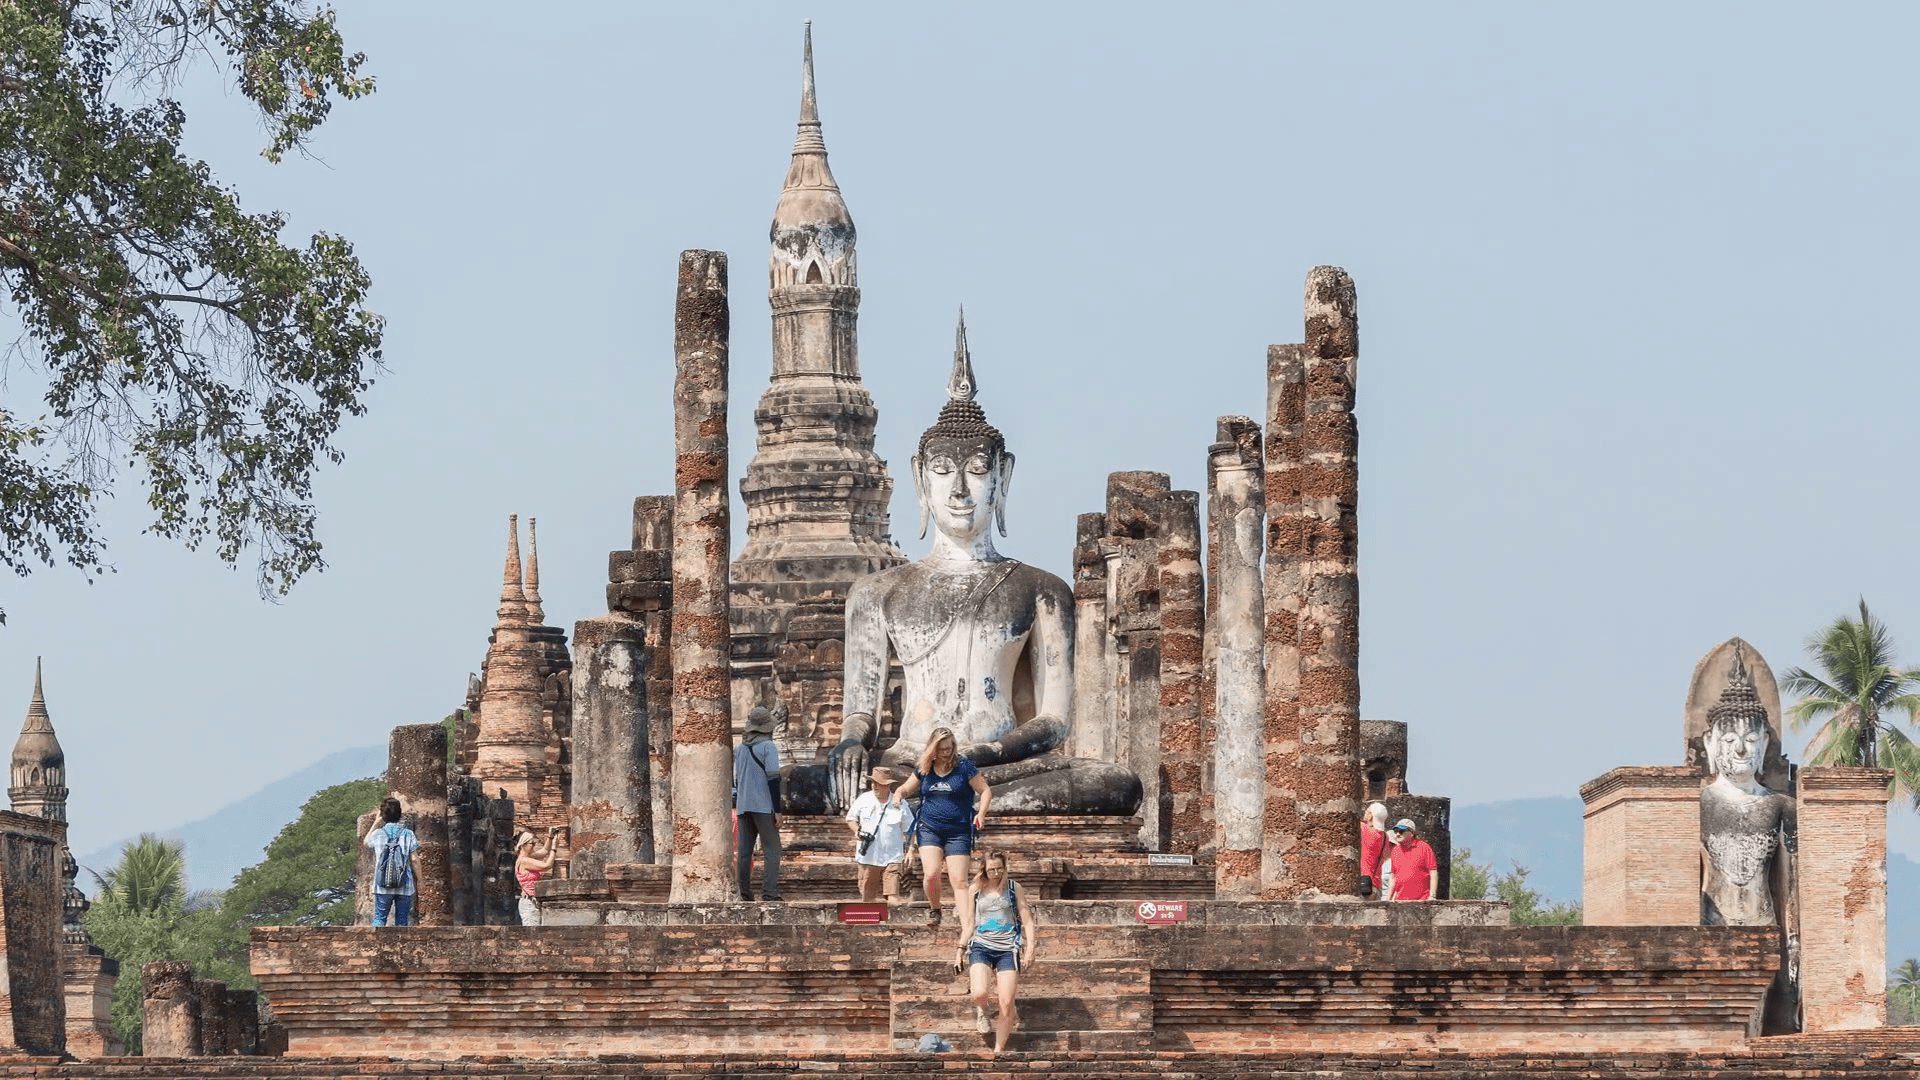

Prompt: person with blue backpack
[
  {"left": 957, "top": 848, "right": 1035, "bottom": 1055},
  {"left": 364, "top": 797, "right": 419, "bottom": 927}
]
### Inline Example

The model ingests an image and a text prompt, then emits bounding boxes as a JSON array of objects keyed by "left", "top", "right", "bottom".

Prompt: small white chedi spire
[
  {"left": 525, "top": 517, "right": 545, "bottom": 624},
  {"left": 10, "top": 657, "right": 66, "bottom": 822}
]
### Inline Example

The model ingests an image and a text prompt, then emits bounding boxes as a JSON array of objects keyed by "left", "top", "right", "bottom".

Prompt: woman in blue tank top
[
  {"left": 958, "top": 849, "right": 1035, "bottom": 1054},
  {"left": 888, "top": 726, "right": 992, "bottom": 926}
]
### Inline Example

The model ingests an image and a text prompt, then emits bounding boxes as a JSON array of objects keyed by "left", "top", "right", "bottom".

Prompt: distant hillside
[
  {"left": 1453, "top": 795, "right": 1920, "bottom": 965},
  {"left": 77, "top": 744, "right": 386, "bottom": 894}
]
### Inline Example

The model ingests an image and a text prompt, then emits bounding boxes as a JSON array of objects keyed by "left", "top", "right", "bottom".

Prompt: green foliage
[
  {"left": 1448, "top": 845, "right": 1580, "bottom": 923},
  {"left": 83, "top": 776, "right": 381, "bottom": 1052},
  {"left": 1492, "top": 862, "right": 1582, "bottom": 925},
  {"left": 0, "top": 1, "right": 380, "bottom": 617},
  {"left": 87, "top": 832, "right": 185, "bottom": 914},
  {"left": 84, "top": 837, "right": 246, "bottom": 1054},
  {"left": 1449, "top": 846, "right": 1490, "bottom": 900},
  {"left": 1892, "top": 958, "right": 1920, "bottom": 1025},
  {"left": 219, "top": 775, "right": 382, "bottom": 929},
  {"left": 1782, "top": 599, "right": 1920, "bottom": 805}
]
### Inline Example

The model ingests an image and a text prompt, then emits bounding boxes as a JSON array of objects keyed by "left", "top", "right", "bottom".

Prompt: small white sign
[{"left": 1147, "top": 853, "right": 1195, "bottom": 866}]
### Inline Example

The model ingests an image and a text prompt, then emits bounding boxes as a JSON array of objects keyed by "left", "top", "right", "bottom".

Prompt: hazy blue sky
[{"left": 9, "top": 4, "right": 1920, "bottom": 873}]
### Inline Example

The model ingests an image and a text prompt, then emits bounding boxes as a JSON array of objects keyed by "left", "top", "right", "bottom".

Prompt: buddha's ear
[
  {"left": 911, "top": 454, "right": 929, "bottom": 539},
  {"left": 994, "top": 452, "right": 1015, "bottom": 537}
]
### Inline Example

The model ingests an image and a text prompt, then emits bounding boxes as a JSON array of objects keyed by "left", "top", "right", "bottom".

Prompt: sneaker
[
  {"left": 762, "top": 894, "right": 784, "bottom": 902},
  {"left": 927, "top": 906, "right": 943, "bottom": 928},
  {"left": 975, "top": 1006, "right": 991, "bottom": 1034}
]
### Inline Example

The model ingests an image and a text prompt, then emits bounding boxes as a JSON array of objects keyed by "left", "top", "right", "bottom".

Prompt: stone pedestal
[
  {"left": 141, "top": 960, "right": 198, "bottom": 1057},
  {"left": 1796, "top": 765, "right": 1891, "bottom": 1033},
  {"left": 388, "top": 724, "right": 449, "bottom": 925},
  {"left": 1580, "top": 766, "right": 1702, "bottom": 925},
  {"left": 63, "top": 949, "right": 121, "bottom": 1057}
]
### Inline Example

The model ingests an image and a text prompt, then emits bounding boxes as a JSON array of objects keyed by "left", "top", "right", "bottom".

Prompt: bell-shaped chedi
[{"left": 731, "top": 22, "right": 907, "bottom": 746}]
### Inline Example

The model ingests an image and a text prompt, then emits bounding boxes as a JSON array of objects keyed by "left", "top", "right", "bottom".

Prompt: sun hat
[{"left": 1389, "top": 818, "right": 1417, "bottom": 834}]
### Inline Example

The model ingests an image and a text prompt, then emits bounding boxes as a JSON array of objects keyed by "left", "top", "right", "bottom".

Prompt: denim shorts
[
  {"left": 915, "top": 821, "right": 973, "bottom": 856},
  {"left": 968, "top": 942, "right": 1018, "bottom": 972}
]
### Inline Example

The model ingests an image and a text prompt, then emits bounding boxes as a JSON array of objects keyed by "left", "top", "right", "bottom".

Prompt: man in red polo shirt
[{"left": 1386, "top": 818, "right": 1438, "bottom": 901}]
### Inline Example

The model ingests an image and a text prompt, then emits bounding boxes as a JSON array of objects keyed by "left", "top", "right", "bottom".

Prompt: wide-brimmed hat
[
  {"left": 1389, "top": 818, "right": 1417, "bottom": 835},
  {"left": 745, "top": 706, "right": 778, "bottom": 734},
  {"left": 868, "top": 766, "right": 897, "bottom": 785}
]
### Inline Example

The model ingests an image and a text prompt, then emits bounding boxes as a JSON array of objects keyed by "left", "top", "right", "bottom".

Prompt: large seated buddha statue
[{"left": 786, "top": 316, "right": 1143, "bottom": 817}]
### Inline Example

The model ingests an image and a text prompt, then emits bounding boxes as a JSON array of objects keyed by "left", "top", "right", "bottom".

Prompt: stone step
[
  {"left": 889, "top": 957, "right": 1153, "bottom": 1052},
  {"left": 9, "top": 1049, "right": 1918, "bottom": 1079}
]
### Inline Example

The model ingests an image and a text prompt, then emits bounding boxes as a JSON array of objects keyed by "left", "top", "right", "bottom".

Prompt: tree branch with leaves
[{"left": 0, "top": 0, "right": 380, "bottom": 618}]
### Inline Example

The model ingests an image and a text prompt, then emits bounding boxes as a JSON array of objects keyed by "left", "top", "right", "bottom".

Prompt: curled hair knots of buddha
[{"left": 1708, "top": 645, "right": 1768, "bottom": 731}]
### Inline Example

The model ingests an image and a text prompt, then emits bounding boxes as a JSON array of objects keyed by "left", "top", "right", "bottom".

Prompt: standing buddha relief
[{"left": 1688, "top": 638, "right": 1798, "bottom": 1032}]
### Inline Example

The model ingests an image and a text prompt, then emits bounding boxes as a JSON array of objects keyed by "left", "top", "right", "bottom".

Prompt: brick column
[
  {"left": 1068, "top": 512, "right": 1110, "bottom": 764},
  {"left": 386, "top": 724, "right": 448, "bottom": 925},
  {"left": 668, "top": 249, "right": 736, "bottom": 904},
  {"left": 141, "top": 960, "right": 198, "bottom": 1057},
  {"left": 1209, "top": 416, "right": 1264, "bottom": 898},
  {"left": 1289, "top": 266, "right": 1363, "bottom": 898},
  {"left": 1158, "top": 490, "right": 1207, "bottom": 855},
  {"left": 1797, "top": 765, "right": 1892, "bottom": 1032},
  {"left": 627, "top": 496, "right": 676, "bottom": 863},
  {"left": 1579, "top": 766, "right": 1701, "bottom": 925},
  {"left": 569, "top": 614, "right": 650, "bottom": 876},
  {"left": 1261, "top": 340, "right": 1306, "bottom": 897}
]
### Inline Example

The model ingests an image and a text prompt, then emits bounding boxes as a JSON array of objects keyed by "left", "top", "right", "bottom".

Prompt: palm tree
[
  {"left": 1891, "top": 959, "right": 1920, "bottom": 1025},
  {"left": 1780, "top": 599, "right": 1920, "bottom": 804},
  {"left": 86, "top": 834, "right": 187, "bottom": 915}
]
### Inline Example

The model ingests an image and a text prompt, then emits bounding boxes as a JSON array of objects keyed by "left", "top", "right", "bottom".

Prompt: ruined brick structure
[
  {"left": 728, "top": 22, "right": 906, "bottom": 743},
  {"left": 9, "top": 662, "right": 119, "bottom": 1057}
]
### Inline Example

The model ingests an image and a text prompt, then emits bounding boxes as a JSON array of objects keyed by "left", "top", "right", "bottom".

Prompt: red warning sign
[{"left": 1135, "top": 900, "right": 1188, "bottom": 924}]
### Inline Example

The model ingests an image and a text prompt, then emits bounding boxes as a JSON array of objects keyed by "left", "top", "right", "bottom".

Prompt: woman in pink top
[
  {"left": 514, "top": 826, "right": 563, "bottom": 926},
  {"left": 1359, "top": 802, "right": 1389, "bottom": 899}
]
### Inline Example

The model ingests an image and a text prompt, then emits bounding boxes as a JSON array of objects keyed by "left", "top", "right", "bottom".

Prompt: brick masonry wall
[
  {"left": 1581, "top": 766, "right": 1702, "bottom": 925},
  {"left": 252, "top": 907, "right": 1779, "bottom": 1059},
  {"left": 1797, "top": 765, "right": 1891, "bottom": 1033},
  {"left": 0, "top": 809, "right": 64, "bottom": 1055}
]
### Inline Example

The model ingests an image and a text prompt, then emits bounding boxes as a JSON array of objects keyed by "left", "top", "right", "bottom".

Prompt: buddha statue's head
[
  {"left": 912, "top": 311, "right": 1014, "bottom": 544},
  {"left": 1705, "top": 645, "right": 1769, "bottom": 786}
]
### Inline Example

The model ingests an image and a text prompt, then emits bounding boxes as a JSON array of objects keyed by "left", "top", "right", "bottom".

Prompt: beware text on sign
[{"left": 1135, "top": 900, "right": 1188, "bottom": 924}]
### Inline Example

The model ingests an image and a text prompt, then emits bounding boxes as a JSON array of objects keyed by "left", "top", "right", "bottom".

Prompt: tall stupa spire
[
  {"left": 733, "top": 22, "right": 906, "bottom": 723},
  {"left": 525, "top": 517, "right": 545, "bottom": 624},
  {"left": 497, "top": 514, "right": 528, "bottom": 623}
]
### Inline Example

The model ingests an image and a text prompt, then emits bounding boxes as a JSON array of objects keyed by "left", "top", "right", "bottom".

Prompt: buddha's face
[
  {"left": 915, "top": 437, "right": 1007, "bottom": 542},
  {"left": 1708, "top": 718, "right": 1765, "bottom": 783}
]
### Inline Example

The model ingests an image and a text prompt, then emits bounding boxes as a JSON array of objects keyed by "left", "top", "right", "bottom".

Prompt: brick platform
[
  {"left": 252, "top": 901, "right": 1784, "bottom": 1059},
  {"left": 8, "top": 1043, "right": 1920, "bottom": 1080}
]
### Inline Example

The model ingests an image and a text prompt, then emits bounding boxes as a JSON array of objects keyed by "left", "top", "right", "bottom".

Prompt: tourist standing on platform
[
  {"left": 514, "top": 826, "right": 564, "bottom": 925},
  {"left": 365, "top": 798, "right": 419, "bottom": 927},
  {"left": 1387, "top": 818, "right": 1439, "bottom": 901},
  {"left": 889, "top": 726, "right": 990, "bottom": 926},
  {"left": 734, "top": 706, "right": 785, "bottom": 901},
  {"left": 959, "top": 849, "right": 1034, "bottom": 1055},
  {"left": 1360, "top": 802, "right": 1390, "bottom": 899},
  {"left": 846, "top": 766, "right": 908, "bottom": 902}
]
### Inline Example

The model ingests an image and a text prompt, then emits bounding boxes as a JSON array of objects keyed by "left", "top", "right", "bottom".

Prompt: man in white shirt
[{"left": 845, "top": 766, "right": 908, "bottom": 902}]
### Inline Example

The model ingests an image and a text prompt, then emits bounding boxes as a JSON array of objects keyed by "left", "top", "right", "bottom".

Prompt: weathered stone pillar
[
  {"left": 1068, "top": 513, "right": 1110, "bottom": 764},
  {"left": 1262, "top": 341, "right": 1306, "bottom": 897},
  {"left": 193, "top": 979, "right": 229, "bottom": 1055},
  {"left": 569, "top": 613, "right": 650, "bottom": 875},
  {"left": 1579, "top": 766, "right": 1700, "bottom": 925},
  {"left": 1209, "top": 416, "right": 1264, "bottom": 897},
  {"left": 1292, "top": 266, "right": 1362, "bottom": 898},
  {"left": 1262, "top": 266, "right": 1363, "bottom": 899},
  {"left": 1107, "top": 471, "right": 1168, "bottom": 849},
  {"left": 608, "top": 495, "right": 678, "bottom": 863},
  {"left": 352, "top": 809, "right": 376, "bottom": 925},
  {"left": 387, "top": 723, "right": 448, "bottom": 925},
  {"left": 1158, "top": 489, "right": 1207, "bottom": 854},
  {"left": 1797, "top": 765, "right": 1892, "bottom": 1032},
  {"left": 141, "top": 960, "right": 198, "bottom": 1057},
  {"left": 668, "top": 249, "right": 736, "bottom": 904},
  {"left": 222, "top": 989, "right": 259, "bottom": 1056}
]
